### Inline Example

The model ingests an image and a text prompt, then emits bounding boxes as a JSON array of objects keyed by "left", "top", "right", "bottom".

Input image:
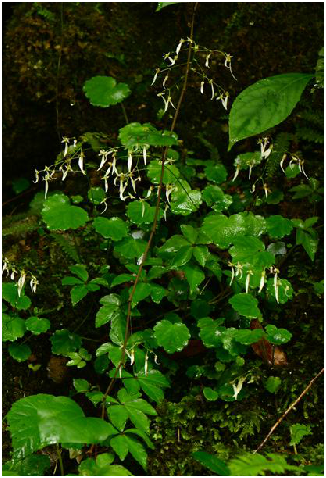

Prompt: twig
[
  {"left": 100, "top": 2, "right": 198, "bottom": 415},
  {"left": 253, "top": 367, "right": 324, "bottom": 454}
]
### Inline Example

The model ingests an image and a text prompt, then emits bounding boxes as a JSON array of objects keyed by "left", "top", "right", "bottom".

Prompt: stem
[
  {"left": 100, "top": 2, "right": 198, "bottom": 415},
  {"left": 253, "top": 367, "right": 324, "bottom": 454},
  {"left": 56, "top": 443, "right": 65, "bottom": 476},
  {"left": 121, "top": 103, "right": 129, "bottom": 124}
]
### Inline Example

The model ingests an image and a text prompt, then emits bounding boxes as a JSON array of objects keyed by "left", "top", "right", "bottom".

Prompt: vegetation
[{"left": 2, "top": 2, "right": 323, "bottom": 476}]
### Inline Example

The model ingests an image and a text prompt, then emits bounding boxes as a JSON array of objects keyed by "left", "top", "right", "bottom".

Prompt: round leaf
[
  {"left": 50, "top": 329, "right": 82, "bottom": 355},
  {"left": 93, "top": 217, "right": 129, "bottom": 241},
  {"left": 266, "top": 215, "right": 293, "bottom": 239},
  {"left": 3, "top": 314, "right": 26, "bottom": 342},
  {"left": 228, "top": 293, "right": 261, "bottom": 318},
  {"left": 265, "top": 325, "right": 292, "bottom": 345},
  {"left": 8, "top": 343, "right": 32, "bottom": 362},
  {"left": 153, "top": 320, "right": 190, "bottom": 354},
  {"left": 265, "top": 376, "right": 282, "bottom": 393},
  {"left": 88, "top": 187, "right": 106, "bottom": 205},
  {"left": 83, "top": 76, "right": 130, "bottom": 107},
  {"left": 25, "top": 316, "right": 50, "bottom": 335}
]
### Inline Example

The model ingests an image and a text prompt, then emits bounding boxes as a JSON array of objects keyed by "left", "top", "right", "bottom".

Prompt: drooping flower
[
  {"left": 61, "top": 137, "right": 70, "bottom": 157},
  {"left": 17, "top": 270, "right": 26, "bottom": 297},
  {"left": 78, "top": 151, "right": 86, "bottom": 175}
]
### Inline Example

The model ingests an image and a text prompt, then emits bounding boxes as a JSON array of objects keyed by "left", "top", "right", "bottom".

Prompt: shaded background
[{"left": 3, "top": 2, "right": 323, "bottom": 208}]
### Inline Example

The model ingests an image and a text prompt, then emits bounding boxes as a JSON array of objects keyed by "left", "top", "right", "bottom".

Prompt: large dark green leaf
[
  {"left": 153, "top": 320, "right": 190, "bottom": 354},
  {"left": 6, "top": 394, "right": 116, "bottom": 459},
  {"left": 229, "top": 73, "right": 314, "bottom": 149}
]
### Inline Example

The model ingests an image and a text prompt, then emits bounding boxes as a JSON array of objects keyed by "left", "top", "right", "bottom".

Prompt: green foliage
[
  {"left": 3, "top": 9, "right": 323, "bottom": 476},
  {"left": 83, "top": 76, "right": 131, "bottom": 107},
  {"left": 50, "top": 232, "right": 80, "bottom": 262},
  {"left": 228, "top": 452, "right": 301, "bottom": 476},
  {"left": 228, "top": 73, "right": 314, "bottom": 149},
  {"left": 6, "top": 394, "right": 116, "bottom": 459}
]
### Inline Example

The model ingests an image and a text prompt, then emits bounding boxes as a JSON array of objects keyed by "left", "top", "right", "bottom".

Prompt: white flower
[
  {"left": 165, "top": 184, "right": 174, "bottom": 204},
  {"left": 280, "top": 153, "right": 287, "bottom": 172},
  {"left": 33, "top": 169, "right": 40, "bottom": 183},
  {"left": 263, "top": 183, "right": 270, "bottom": 198},
  {"left": 228, "top": 261, "right": 235, "bottom": 286},
  {"left": 78, "top": 152, "right": 86, "bottom": 175},
  {"left": 200, "top": 81, "right": 204, "bottom": 94},
  {"left": 163, "top": 73, "right": 169, "bottom": 87},
  {"left": 176, "top": 39, "right": 184, "bottom": 55},
  {"left": 164, "top": 204, "right": 169, "bottom": 221},
  {"left": 299, "top": 159, "right": 308, "bottom": 179},
  {"left": 259, "top": 137, "right": 272, "bottom": 159},
  {"left": 232, "top": 165, "right": 240, "bottom": 182},
  {"left": 128, "top": 151, "right": 133, "bottom": 172},
  {"left": 209, "top": 79, "right": 215, "bottom": 100},
  {"left": 17, "top": 270, "right": 26, "bottom": 297},
  {"left": 61, "top": 137, "right": 69, "bottom": 157},
  {"left": 144, "top": 352, "right": 148, "bottom": 375},
  {"left": 232, "top": 377, "right": 245, "bottom": 400},
  {"left": 98, "top": 150, "right": 110, "bottom": 170},
  {"left": 30, "top": 275, "right": 39, "bottom": 293},
  {"left": 151, "top": 68, "right": 160, "bottom": 86},
  {"left": 205, "top": 53, "right": 211, "bottom": 68},
  {"left": 217, "top": 92, "right": 229, "bottom": 110},
  {"left": 245, "top": 270, "right": 253, "bottom": 293},
  {"left": 224, "top": 53, "right": 236, "bottom": 80},
  {"left": 259, "top": 270, "right": 266, "bottom": 293},
  {"left": 143, "top": 146, "right": 148, "bottom": 166}
]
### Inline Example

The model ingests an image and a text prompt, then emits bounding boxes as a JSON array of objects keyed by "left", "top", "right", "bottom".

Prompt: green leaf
[
  {"left": 158, "top": 235, "right": 190, "bottom": 260},
  {"left": 50, "top": 329, "right": 82, "bottom": 355},
  {"left": 113, "top": 433, "right": 148, "bottom": 469},
  {"left": 203, "top": 387, "right": 219, "bottom": 401},
  {"left": 2, "top": 283, "right": 32, "bottom": 310},
  {"left": 127, "top": 200, "right": 157, "bottom": 225},
  {"left": 119, "top": 122, "right": 177, "bottom": 149},
  {"left": 233, "top": 328, "right": 264, "bottom": 345},
  {"left": 111, "top": 274, "right": 134, "bottom": 287},
  {"left": 170, "top": 180, "right": 202, "bottom": 216},
  {"left": 183, "top": 265, "right": 205, "bottom": 294},
  {"left": 266, "top": 215, "right": 293, "bottom": 239},
  {"left": 83, "top": 76, "right": 130, "bottom": 107},
  {"left": 96, "top": 294, "right": 122, "bottom": 328},
  {"left": 130, "top": 282, "right": 151, "bottom": 306},
  {"left": 79, "top": 453, "right": 132, "bottom": 476},
  {"left": 108, "top": 405, "right": 129, "bottom": 431},
  {"left": 93, "top": 217, "right": 129, "bottom": 241},
  {"left": 73, "top": 379, "right": 90, "bottom": 393},
  {"left": 266, "top": 278, "right": 293, "bottom": 304},
  {"left": 3, "top": 454, "right": 51, "bottom": 476},
  {"left": 153, "top": 319, "right": 190, "bottom": 354},
  {"left": 201, "top": 213, "right": 266, "bottom": 249},
  {"left": 128, "top": 370, "right": 170, "bottom": 403},
  {"left": 42, "top": 195, "right": 89, "bottom": 230},
  {"left": 290, "top": 424, "right": 312, "bottom": 446},
  {"left": 228, "top": 73, "right": 314, "bottom": 149},
  {"left": 6, "top": 394, "right": 116, "bottom": 459},
  {"left": 229, "top": 293, "right": 261, "bottom": 318},
  {"left": 87, "top": 187, "right": 106, "bottom": 205},
  {"left": 180, "top": 224, "right": 198, "bottom": 244},
  {"left": 3, "top": 314, "right": 26, "bottom": 342},
  {"left": 265, "top": 325, "right": 292, "bottom": 345},
  {"left": 228, "top": 452, "right": 300, "bottom": 476},
  {"left": 170, "top": 246, "right": 193, "bottom": 268},
  {"left": 110, "top": 435, "right": 129, "bottom": 461},
  {"left": 296, "top": 229, "right": 318, "bottom": 261},
  {"left": 147, "top": 160, "right": 180, "bottom": 184},
  {"left": 265, "top": 376, "right": 282, "bottom": 393},
  {"left": 202, "top": 185, "right": 232, "bottom": 212},
  {"left": 62, "top": 276, "right": 84, "bottom": 286},
  {"left": 150, "top": 283, "right": 167, "bottom": 303},
  {"left": 192, "top": 246, "right": 210, "bottom": 267},
  {"left": 8, "top": 343, "right": 32, "bottom": 362},
  {"left": 198, "top": 317, "right": 226, "bottom": 348},
  {"left": 69, "top": 264, "right": 89, "bottom": 282},
  {"left": 192, "top": 451, "right": 230, "bottom": 476},
  {"left": 156, "top": 2, "right": 179, "bottom": 11},
  {"left": 71, "top": 285, "right": 89, "bottom": 306},
  {"left": 204, "top": 164, "right": 228, "bottom": 184},
  {"left": 114, "top": 237, "right": 147, "bottom": 260}
]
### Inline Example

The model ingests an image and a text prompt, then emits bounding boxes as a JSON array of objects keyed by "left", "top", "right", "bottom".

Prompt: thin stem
[
  {"left": 56, "top": 443, "right": 65, "bottom": 476},
  {"left": 253, "top": 367, "right": 324, "bottom": 454},
  {"left": 100, "top": 2, "right": 198, "bottom": 416}
]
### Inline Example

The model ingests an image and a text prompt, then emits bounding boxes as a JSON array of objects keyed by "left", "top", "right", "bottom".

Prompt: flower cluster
[{"left": 2, "top": 258, "right": 38, "bottom": 296}]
